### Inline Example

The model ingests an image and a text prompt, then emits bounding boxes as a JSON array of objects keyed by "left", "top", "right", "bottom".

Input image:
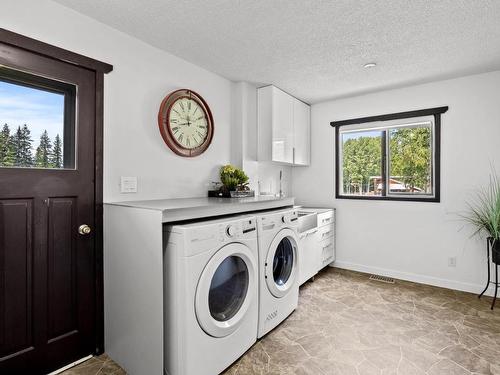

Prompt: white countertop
[{"left": 105, "top": 196, "right": 295, "bottom": 223}]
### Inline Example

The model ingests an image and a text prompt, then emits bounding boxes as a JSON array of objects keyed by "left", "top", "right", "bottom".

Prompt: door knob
[{"left": 78, "top": 224, "right": 92, "bottom": 235}]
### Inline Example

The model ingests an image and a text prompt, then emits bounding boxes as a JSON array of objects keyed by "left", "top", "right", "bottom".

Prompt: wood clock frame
[{"left": 158, "top": 89, "right": 214, "bottom": 157}]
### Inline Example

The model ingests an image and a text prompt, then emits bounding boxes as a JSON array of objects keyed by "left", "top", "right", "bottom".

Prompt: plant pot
[
  {"left": 230, "top": 190, "right": 255, "bottom": 198},
  {"left": 208, "top": 189, "right": 231, "bottom": 198},
  {"left": 491, "top": 238, "right": 500, "bottom": 264}
]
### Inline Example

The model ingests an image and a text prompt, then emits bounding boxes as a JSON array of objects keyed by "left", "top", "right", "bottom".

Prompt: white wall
[
  {"left": 2, "top": 0, "right": 233, "bottom": 202},
  {"left": 293, "top": 71, "right": 500, "bottom": 295}
]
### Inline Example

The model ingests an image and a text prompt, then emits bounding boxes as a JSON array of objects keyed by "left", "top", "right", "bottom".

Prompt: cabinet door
[
  {"left": 298, "top": 231, "right": 319, "bottom": 285},
  {"left": 271, "top": 88, "right": 294, "bottom": 164},
  {"left": 293, "top": 100, "right": 310, "bottom": 166}
]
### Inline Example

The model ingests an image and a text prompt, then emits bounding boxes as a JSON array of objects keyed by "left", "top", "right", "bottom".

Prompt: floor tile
[{"left": 67, "top": 267, "right": 499, "bottom": 375}]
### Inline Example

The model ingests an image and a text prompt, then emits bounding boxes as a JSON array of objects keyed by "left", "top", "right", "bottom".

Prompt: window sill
[{"left": 335, "top": 194, "right": 440, "bottom": 203}]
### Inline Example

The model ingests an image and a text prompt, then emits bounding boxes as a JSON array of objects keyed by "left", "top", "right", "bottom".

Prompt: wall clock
[{"left": 158, "top": 89, "right": 214, "bottom": 157}]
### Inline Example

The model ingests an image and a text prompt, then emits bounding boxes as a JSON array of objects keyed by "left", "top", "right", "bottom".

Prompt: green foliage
[
  {"left": 35, "top": 130, "right": 52, "bottom": 168},
  {"left": 220, "top": 164, "right": 249, "bottom": 191},
  {"left": 390, "top": 127, "right": 431, "bottom": 191},
  {"left": 342, "top": 127, "right": 432, "bottom": 194},
  {"left": 0, "top": 123, "right": 13, "bottom": 166},
  {"left": 0, "top": 124, "right": 64, "bottom": 168},
  {"left": 52, "top": 134, "right": 63, "bottom": 168},
  {"left": 462, "top": 170, "right": 500, "bottom": 241},
  {"left": 342, "top": 135, "right": 381, "bottom": 193}
]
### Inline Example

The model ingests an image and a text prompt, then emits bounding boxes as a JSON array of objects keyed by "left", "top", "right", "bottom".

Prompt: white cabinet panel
[
  {"left": 298, "top": 229, "right": 320, "bottom": 285},
  {"left": 272, "top": 88, "right": 294, "bottom": 164},
  {"left": 258, "top": 85, "right": 310, "bottom": 166},
  {"left": 293, "top": 100, "right": 310, "bottom": 166}
]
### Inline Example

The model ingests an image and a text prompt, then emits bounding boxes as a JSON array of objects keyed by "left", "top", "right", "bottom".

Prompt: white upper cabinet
[
  {"left": 293, "top": 100, "right": 311, "bottom": 166},
  {"left": 257, "top": 86, "right": 310, "bottom": 166},
  {"left": 271, "top": 87, "right": 294, "bottom": 163}
]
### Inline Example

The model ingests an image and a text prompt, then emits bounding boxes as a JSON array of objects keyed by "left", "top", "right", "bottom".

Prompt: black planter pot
[{"left": 492, "top": 238, "right": 500, "bottom": 264}]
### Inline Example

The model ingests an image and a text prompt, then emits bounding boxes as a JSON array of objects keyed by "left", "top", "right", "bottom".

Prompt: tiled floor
[
  {"left": 70, "top": 267, "right": 500, "bottom": 375},
  {"left": 60, "top": 354, "right": 125, "bottom": 375}
]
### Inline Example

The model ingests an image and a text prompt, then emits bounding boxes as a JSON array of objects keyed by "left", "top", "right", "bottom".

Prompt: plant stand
[{"left": 478, "top": 238, "right": 499, "bottom": 310}]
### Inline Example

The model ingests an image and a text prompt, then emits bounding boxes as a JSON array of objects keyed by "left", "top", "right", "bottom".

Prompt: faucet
[{"left": 279, "top": 170, "right": 283, "bottom": 198}]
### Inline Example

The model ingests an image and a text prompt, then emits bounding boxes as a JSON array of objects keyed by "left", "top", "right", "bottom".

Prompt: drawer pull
[
  {"left": 322, "top": 230, "right": 331, "bottom": 238},
  {"left": 322, "top": 217, "right": 332, "bottom": 224}
]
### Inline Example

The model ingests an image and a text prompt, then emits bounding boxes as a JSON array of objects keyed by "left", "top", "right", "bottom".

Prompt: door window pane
[
  {"left": 341, "top": 130, "right": 383, "bottom": 196},
  {"left": 208, "top": 256, "right": 249, "bottom": 322},
  {"left": 388, "top": 125, "right": 432, "bottom": 195},
  {"left": 0, "top": 67, "right": 75, "bottom": 169},
  {"left": 273, "top": 237, "right": 294, "bottom": 286}
]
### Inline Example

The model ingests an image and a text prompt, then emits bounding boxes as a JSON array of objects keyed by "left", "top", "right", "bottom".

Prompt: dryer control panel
[{"left": 259, "top": 209, "right": 299, "bottom": 231}]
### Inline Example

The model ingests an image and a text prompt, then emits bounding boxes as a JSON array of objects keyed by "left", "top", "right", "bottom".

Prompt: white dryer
[
  {"left": 163, "top": 215, "right": 259, "bottom": 375},
  {"left": 255, "top": 208, "right": 300, "bottom": 338}
]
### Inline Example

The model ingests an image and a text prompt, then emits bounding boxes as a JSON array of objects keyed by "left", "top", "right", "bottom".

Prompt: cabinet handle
[
  {"left": 322, "top": 218, "right": 331, "bottom": 224},
  {"left": 306, "top": 229, "right": 318, "bottom": 237},
  {"left": 322, "top": 231, "right": 331, "bottom": 238}
]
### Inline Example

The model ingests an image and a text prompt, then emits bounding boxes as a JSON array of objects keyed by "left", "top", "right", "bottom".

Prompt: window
[
  {"left": 0, "top": 66, "right": 76, "bottom": 169},
  {"left": 332, "top": 107, "right": 448, "bottom": 202}
]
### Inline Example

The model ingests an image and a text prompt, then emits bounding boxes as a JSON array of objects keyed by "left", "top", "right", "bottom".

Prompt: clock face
[
  {"left": 158, "top": 89, "right": 214, "bottom": 157},
  {"left": 168, "top": 98, "right": 208, "bottom": 149}
]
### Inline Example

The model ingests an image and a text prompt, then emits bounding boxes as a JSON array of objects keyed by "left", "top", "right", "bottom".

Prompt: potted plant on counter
[
  {"left": 208, "top": 165, "right": 254, "bottom": 198},
  {"left": 219, "top": 165, "right": 254, "bottom": 198}
]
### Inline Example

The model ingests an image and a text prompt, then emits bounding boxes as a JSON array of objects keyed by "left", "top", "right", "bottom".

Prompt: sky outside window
[{"left": 0, "top": 80, "right": 64, "bottom": 151}]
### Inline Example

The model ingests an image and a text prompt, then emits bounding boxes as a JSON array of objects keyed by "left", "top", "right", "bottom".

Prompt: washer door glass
[
  {"left": 195, "top": 243, "right": 256, "bottom": 338},
  {"left": 265, "top": 228, "right": 298, "bottom": 298},
  {"left": 209, "top": 256, "right": 249, "bottom": 322},
  {"left": 273, "top": 238, "right": 294, "bottom": 286}
]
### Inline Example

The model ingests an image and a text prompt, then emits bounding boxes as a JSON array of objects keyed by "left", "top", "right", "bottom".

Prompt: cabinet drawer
[
  {"left": 319, "top": 237, "right": 335, "bottom": 266},
  {"left": 317, "top": 211, "right": 334, "bottom": 227},
  {"left": 317, "top": 224, "right": 334, "bottom": 241}
]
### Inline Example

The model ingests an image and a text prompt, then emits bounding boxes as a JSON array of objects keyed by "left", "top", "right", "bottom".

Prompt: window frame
[{"left": 332, "top": 106, "right": 448, "bottom": 203}]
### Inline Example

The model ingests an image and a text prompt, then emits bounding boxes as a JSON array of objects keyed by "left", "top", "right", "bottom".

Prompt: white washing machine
[
  {"left": 163, "top": 215, "right": 259, "bottom": 375},
  {"left": 255, "top": 208, "right": 300, "bottom": 338}
]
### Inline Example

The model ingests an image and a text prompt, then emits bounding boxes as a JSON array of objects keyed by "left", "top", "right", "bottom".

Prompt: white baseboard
[
  {"left": 47, "top": 355, "right": 93, "bottom": 375},
  {"left": 332, "top": 260, "right": 496, "bottom": 297}
]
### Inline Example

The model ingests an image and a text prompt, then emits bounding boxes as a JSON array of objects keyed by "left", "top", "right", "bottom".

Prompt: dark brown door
[{"left": 0, "top": 41, "right": 97, "bottom": 374}]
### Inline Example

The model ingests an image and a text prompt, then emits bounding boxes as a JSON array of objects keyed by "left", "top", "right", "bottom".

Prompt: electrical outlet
[
  {"left": 448, "top": 257, "right": 457, "bottom": 267},
  {"left": 120, "top": 176, "right": 137, "bottom": 193}
]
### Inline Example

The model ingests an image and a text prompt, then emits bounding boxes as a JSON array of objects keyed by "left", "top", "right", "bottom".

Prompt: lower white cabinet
[
  {"left": 298, "top": 228, "right": 320, "bottom": 285},
  {"left": 298, "top": 208, "right": 335, "bottom": 286}
]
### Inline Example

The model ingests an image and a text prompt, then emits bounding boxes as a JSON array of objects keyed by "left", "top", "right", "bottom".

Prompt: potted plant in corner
[
  {"left": 462, "top": 170, "right": 500, "bottom": 264},
  {"left": 219, "top": 164, "right": 254, "bottom": 198}
]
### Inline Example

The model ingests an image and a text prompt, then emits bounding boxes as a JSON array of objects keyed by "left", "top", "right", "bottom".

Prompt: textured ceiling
[{"left": 54, "top": 0, "right": 500, "bottom": 103}]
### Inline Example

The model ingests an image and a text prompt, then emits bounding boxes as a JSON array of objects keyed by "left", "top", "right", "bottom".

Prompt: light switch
[{"left": 120, "top": 176, "right": 137, "bottom": 193}]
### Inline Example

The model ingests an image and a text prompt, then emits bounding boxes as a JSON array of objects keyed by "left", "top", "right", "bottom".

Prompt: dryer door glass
[
  {"left": 209, "top": 256, "right": 249, "bottom": 322},
  {"left": 273, "top": 237, "right": 294, "bottom": 286}
]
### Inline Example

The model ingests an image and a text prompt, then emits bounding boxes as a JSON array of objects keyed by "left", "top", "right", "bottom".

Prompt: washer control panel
[
  {"left": 282, "top": 210, "right": 299, "bottom": 225},
  {"left": 225, "top": 224, "right": 238, "bottom": 237},
  {"left": 217, "top": 218, "right": 256, "bottom": 241}
]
